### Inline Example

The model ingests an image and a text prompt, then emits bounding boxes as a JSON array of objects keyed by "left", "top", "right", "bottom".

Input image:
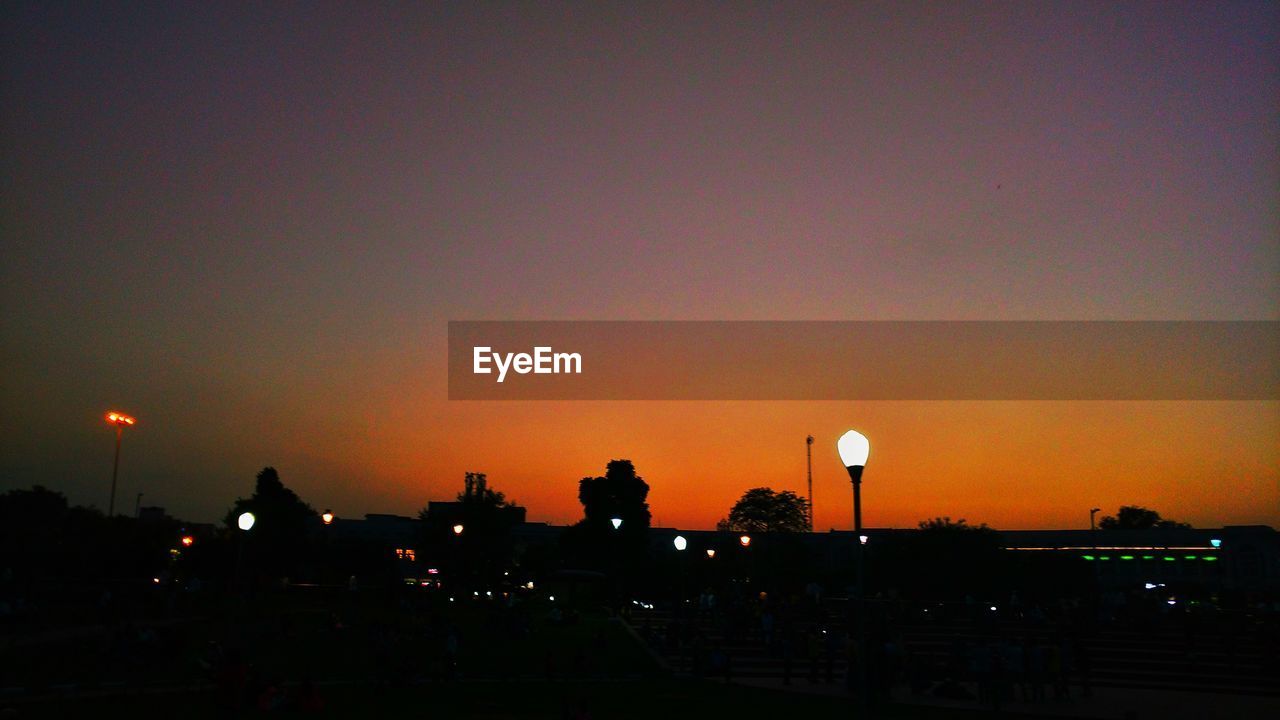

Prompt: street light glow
[
  {"left": 673, "top": 535, "right": 687, "bottom": 551},
  {"left": 611, "top": 517, "right": 622, "bottom": 529},
  {"left": 322, "top": 510, "right": 334, "bottom": 525},
  {"left": 180, "top": 535, "right": 194, "bottom": 547},
  {"left": 105, "top": 411, "right": 136, "bottom": 426},
  {"left": 706, "top": 549, "right": 716, "bottom": 558},
  {"left": 452, "top": 523, "right": 464, "bottom": 535},
  {"left": 837, "top": 430, "right": 869, "bottom": 467},
  {"left": 237, "top": 512, "right": 256, "bottom": 531},
  {"left": 739, "top": 534, "right": 751, "bottom": 547}
]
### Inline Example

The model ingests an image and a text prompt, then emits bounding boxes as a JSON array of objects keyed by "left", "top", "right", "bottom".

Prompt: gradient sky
[{"left": 2, "top": 1, "right": 1277, "bottom": 531}]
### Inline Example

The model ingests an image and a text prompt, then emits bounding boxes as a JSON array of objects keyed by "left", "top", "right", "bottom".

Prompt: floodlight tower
[{"left": 806, "top": 435, "right": 815, "bottom": 530}]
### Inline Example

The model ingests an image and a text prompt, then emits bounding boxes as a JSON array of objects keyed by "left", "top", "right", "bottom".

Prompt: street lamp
[
  {"left": 452, "top": 523, "right": 464, "bottom": 535},
  {"left": 739, "top": 534, "right": 751, "bottom": 547},
  {"left": 234, "top": 511, "right": 255, "bottom": 599},
  {"left": 104, "top": 411, "right": 136, "bottom": 517},
  {"left": 837, "top": 429, "right": 870, "bottom": 712},
  {"left": 673, "top": 535, "right": 687, "bottom": 551},
  {"left": 322, "top": 510, "right": 334, "bottom": 525},
  {"left": 611, "top": 517, "right": 623, "bottom": 530},
  {"left": 706, "top": 549, "right": 716, "bottom": 559}
]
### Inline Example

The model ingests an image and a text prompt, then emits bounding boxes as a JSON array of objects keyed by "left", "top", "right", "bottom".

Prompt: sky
[{"left": 2, "top": 1, "right": 1277, "bottom": 531}]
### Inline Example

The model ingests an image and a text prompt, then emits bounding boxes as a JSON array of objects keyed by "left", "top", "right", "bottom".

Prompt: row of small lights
[{"left": 1083, "top": 554, "right": 1218, "bottom": 562}]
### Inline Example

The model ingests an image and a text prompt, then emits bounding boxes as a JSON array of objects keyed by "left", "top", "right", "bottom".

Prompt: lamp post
[
  {"left": 611, "top": 517, "right": 623, "bottom": 530},
  {"left": 837, "top": 430, "right": 870, "bottom": 712},
  {"left": 105, "top": 411, "right": 136, "bottom": 517},
  {"left": 673, "top": 536, "right": 689, "bottom": 639},
  {"left": 235, "top": 512, "right": 255, "bottom": 598}
]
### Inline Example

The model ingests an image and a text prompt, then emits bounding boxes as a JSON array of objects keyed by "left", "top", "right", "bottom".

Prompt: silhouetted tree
[
  {"left": 225, "top": 467, "right": 318, "bottom": 579},
  {"left": 717, "top": 487, "right": 810, "bottom": 532},
  {"left": 562, "top": 460, "right": 652, "bottom": 585},
  {"left": 1098, "top": 505, "right": 1191, "bottom": 530},
  {"left": 576, "top": 459, "right": 651, "bottom": 530},
  {"left": 918, "top": 516, "right": 989, "bottom": 532}
]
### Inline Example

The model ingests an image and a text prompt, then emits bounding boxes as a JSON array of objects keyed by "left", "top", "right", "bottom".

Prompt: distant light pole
[
  {"left": 105, "top": 411, "right": 136, "bottom": 517},
  {"left": 837, "top": 429, "right": 870, "bottom": 713},
  {"left": 452, "top": 523, "right": 465, "bottom": 536},
  {"left": 611, "top": 517, "right": 623, "bottom": 530}
]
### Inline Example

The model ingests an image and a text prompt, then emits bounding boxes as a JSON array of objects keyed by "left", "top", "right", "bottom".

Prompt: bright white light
[
  {"left": 526, "top": 581, "right": 535, "bottom": 589},
  {"left": 739, "top": 535, "right": 751, "bottom": 547},
  {"left": 706, "top": 549, "right": 716, "bottom": 558},
  {"left": 1210, "top": 538, "right": 1222, "bottom": 548},
  {"left": 859, "top": 534, "right": 869, "bottom": 545},
  {"left": 1166, "top": 599, "right": 1176, "bottom": 606},
  {"left": 673, "top": 535, "right": 687, "bottom": 551},
  {"left": 611, "top": 517, "right": 622, "bottom": 529},
  {"left": 452, "top": 524, "right": 464, "bottom": 535},
  {"left": 237, "top": 512, "right": 256, "bottom": 531},
  {"left": 549, "top": 595, "right": 555, "bottom": 602},
  {"left": 990, "top": 606, "right": 997, "bottom": 612},
  {"left": 837, "top": 430, "right": 870, "bottom": 467}
]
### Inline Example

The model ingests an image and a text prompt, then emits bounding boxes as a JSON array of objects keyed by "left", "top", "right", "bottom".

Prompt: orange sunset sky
[{"left": 2, "top": 3, "right": 1277, "bottom": 529}]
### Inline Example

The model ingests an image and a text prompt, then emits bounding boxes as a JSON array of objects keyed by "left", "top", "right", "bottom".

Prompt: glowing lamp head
[
  {"left": 1210, "top": 538, "right": 1222, "bottom": 548},
  {"left": 673, "top": 535, "right": 687, "bottom": 551},
  {"left": 706, "top": 549, "right": 716, "bottom": 558},
  {"left": 859, "top": 534, "right": 869, "bottom": 545},
  {"left": 837, "top": 430, "right": 869, "bottom": 468},
  {"left": 180, "top": 535, "right": 194, "bottom": 547},
  {"left": 452, "top": 523, "right": 464, "bottom": 535},
  {"left": 739, "top": 534, "right": 751, "bottom": 547},
  {"left": 106, "top": 411, "right": 136, "bottom": 426},
  {"left": 322, "top": 511, "right": 334, "bottom": 525},
  {"left": 610, "top": 517, "right": 622, "bottom": 530},
  {"left": 237, "top": 512, "right": 256, "bottom": 531}
]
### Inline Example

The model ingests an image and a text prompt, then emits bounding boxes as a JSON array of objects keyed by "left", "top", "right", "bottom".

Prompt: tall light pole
[
  {"left": 105, "top": 411, "right": 136, "bottom": 517},
  {"left": 806, "top": 435, "right": 815, "bottom": 530},
  {"left": 837, "top": 429, "right": 870, "bottom": 713}
]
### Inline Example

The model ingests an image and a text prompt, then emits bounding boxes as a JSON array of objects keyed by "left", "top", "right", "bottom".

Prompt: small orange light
[
  {"left": 321, "top": 511, "right": 334, "bottom": 525},
  {"left": 106, "top": 411, "right": 136, "bottom": 426},
  {"left": 739, "top": 535, "right": 751, "bottom": 547},
  {"left": 181, "top": 535, "right": 194, "bottom": 547}
]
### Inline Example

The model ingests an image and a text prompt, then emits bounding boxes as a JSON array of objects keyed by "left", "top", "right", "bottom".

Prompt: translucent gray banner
[{"left": 448, "top": 321, "right": 1278, "bottom": 400}]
